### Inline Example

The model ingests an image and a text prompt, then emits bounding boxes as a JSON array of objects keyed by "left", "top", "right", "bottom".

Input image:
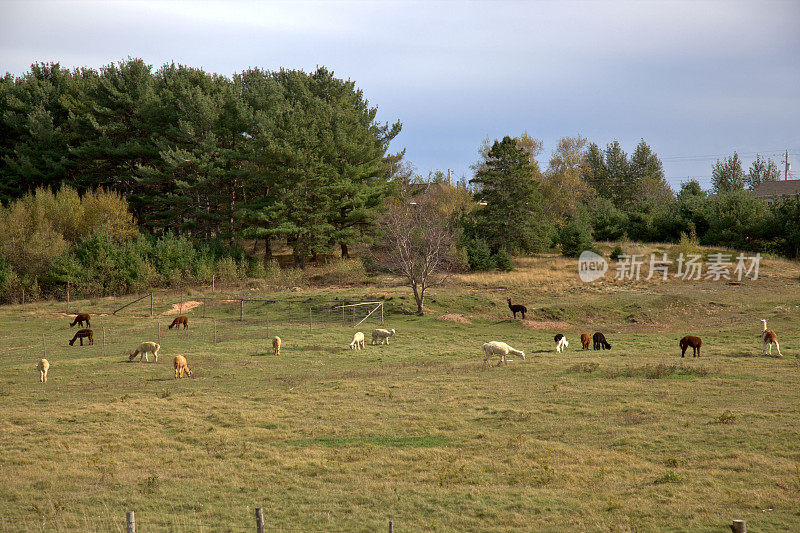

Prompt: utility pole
[
  {"left": 785, "top": 149, "right": 790, "bottom": 180},
  {"left": 447, "top": 168, "right": 452, "bottom": 184}
]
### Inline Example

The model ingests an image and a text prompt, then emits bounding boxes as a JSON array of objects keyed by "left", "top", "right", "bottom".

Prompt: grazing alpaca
[
  {"left": 129, "top": 341, "right": 160, "bottom": 363},
  {"left": 272, "top": 336, "right": 281, "bottom": 356},
  {"left": 761, "top": 319, "right": 783, "bottom": 357},
  {"left": 593, "top": 332, "right": 611, "bottom": 350},
  {"left": 70, "top": 313, "right": 90, "bottom": 328},
  {"left": 169, "top": 316, "right": 188, "bottom": 330},
  {"left": 174, "top": 355, "right": 192, "bottom": 378},
  {"left": 372, "top": 328, "right": 396, "bottom": 345},
  {"left": 37, "top": 359, "right": 49, "bottom": 383},
  {"left": 349, "top": 331, "right": 365, "bottom": 350},
  {"left": 580, "top": 333, "right": 591, "bottom": 350},
  {"left": 69, "top": 329, "right": 93, "bottom": 346},
  {"left": 554, "top": 334, "right": 569, "bottom": 353},
  {"left": 507, "top": 298, "right": 527, "bottom": 320},
  {"left": 482, "top": 341, "right": 526, "bottom": 367},
  {"left": 679, "top": 335, "right": 702, "bottom": 358}
]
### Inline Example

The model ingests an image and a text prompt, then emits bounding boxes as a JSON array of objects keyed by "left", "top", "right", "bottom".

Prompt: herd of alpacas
[{"left": 33, "top": 305, "right": 787, "bottom": 383}]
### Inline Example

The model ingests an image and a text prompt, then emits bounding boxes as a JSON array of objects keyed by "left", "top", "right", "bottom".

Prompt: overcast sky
[{"left": 1, "top": 0, "right": 799, "bottom": 189}]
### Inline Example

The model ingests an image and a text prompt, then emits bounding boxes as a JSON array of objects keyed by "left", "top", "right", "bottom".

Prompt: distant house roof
[{"left": 751, "top": 179, "right": 800, "bottom": 198}]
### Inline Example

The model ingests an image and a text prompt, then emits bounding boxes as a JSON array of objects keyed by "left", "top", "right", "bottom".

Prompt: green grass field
[{"left": 1, "top": 245, "right": 799, "bottom": 531}]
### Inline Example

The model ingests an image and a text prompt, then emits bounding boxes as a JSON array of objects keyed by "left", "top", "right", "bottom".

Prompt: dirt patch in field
[
  {"left": 162, "top": 301, "right": 203, "bottom": 315},
  {"left": 436, "top": 313, "right": 472, "bottom": 324},
  {"left": 521, "top": 319, "right": 572, "bottom": 331}
]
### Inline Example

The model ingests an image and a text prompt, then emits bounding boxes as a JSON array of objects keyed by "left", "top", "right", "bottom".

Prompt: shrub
[
  {"left": 558, "top": 215, "right": 595, "bottom": 257},
  {"left": 492, "top": 250, "right": 513, "bottom": 271},
  {"left": 310, "top": 258, "right": 367, "bottom": 286},
  {"left": 609, "top": 245, "right": 624, "bottom": 261},
  {"left": 461, "top": 238, "right": 495, "bottom": 271}
]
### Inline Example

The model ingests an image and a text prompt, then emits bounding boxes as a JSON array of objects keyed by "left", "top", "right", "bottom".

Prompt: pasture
[{"left": 1, "top": 245, "right": 799, "bottom": 531}]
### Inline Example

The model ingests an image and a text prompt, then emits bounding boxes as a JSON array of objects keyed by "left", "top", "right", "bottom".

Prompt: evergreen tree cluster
[{"left": 0, "top": 60, "right": 403, "bottom": 266}]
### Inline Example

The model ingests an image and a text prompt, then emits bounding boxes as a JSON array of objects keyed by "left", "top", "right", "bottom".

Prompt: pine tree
[
  {"left": 628, "top": 139, "right": 672, "bottom": 205},
  {"left": 469, "top": 136, "right": 550, "bottom": 254}
]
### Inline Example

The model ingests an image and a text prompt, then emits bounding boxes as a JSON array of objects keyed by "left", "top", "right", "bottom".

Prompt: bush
[
  {"left": 558, "top": 216, "right": 595, "bottom": 257},
  {"left": 609, "top": 245, "right": 624, "bottom": 261},
  {"left": 492, "top": 250, "right": 513, "bottom": 271},
  {"left": 461, "top": 238, "right": 495, "bottom": 271},
  {"left": 309, "top": 258, "right": 367, "bottom": 285}
]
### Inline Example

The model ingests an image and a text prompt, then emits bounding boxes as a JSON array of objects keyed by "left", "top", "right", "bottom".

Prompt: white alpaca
[
  {"left": 555, "top": 334, "right": 568, "bottom": 353},
  {"left": 372, "top": 328, "right": 396, "bottom": 345},
  {"left": 349, "top": 332, "right": 365, "bottom": 350},
  {"left": 129, "top": 341, "right": 160, "bottom": 363},
  {"left": 761, "top": 319, "right": 783, "bottom": 357},
  {"left": 482, "top": 341, "right": 525, "bottom": 367},
  {"left": 37, "top": 359, "right": 49, "bottom": 383}
]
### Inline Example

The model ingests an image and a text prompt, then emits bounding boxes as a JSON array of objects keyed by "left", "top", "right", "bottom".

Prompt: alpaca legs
[{"left": 775, "top": 341, "right": 782, "bottom": 357}]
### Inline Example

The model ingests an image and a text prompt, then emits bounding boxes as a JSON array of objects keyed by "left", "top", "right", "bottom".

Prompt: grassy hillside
[{"left": 1, "top": 244, "right": 799, "bottom": 531}]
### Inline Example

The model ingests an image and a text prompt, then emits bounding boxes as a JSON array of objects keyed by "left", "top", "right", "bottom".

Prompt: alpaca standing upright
[
  {"left": 761, "top": 319, "right": 783, "bottom": 357},
  {"left": 507, "top": 299, "right": 527, "bottom": 320},
  {"left": 272, "top": 336, "right": 281, "bottom": 356},
  {"left": 37, "top": 359, "right": 49, "bottom": 383}
]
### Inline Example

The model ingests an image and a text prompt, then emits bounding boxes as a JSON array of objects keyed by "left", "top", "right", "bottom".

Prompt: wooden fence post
[
  {"left": 42, "top": 334, "right": 46, "bottom": 358},
  {"left": 255, "top": 507, "right": 264, "bottom": 533},
  {"left": 240, "top": 300, "right": 244, "bottom": 322},
  {"left": 103, "top": 327, "right": 106, "bottom": 356},
  {"left": 266, "top": 311, "right": 269, "bottom": 339},
  {"left": 126, "top": 510, "right": 135, "bottom": 533},
  {"left": 389, "top": 519, "right": 393, "bottom": 533},
  {"left": 157, "top": 322, "right": 161, "bottom": 343},
  {"left": 150, "top": 293, "right": 154, "bottom": 317},
  {"left": 212, "top": 274, "right": 215, "bottom": 293},
  {"left": 381, "top": 302, "right": 384, "bottom": 325},
  {"left": 213, "top": 319, "right": 217, "bottom": 343},
  {"left": 731, "top": 520, "right": 746, "bottom": 533},
  {"left": 66, "top": 280, "right": 70, "bottom": 311},
  {"left": 309, "top": 308, "right": 312, "bottom": 329}
]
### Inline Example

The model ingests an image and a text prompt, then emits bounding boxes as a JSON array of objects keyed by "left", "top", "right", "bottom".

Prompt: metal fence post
[
  {"left": 255, "top": 507, "right": 264, "bottom": 533},
  {"left": 126, "top": 511, "right": 135, "bottom": 533}
]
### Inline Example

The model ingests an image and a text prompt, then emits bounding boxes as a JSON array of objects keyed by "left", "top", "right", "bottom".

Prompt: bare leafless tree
[{"left": 375, "top": 194, "right": 460, "bottom": 315}]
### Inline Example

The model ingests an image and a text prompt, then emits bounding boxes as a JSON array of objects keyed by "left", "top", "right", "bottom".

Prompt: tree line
[{"left": 0, "top": 59, "right": 404, "bottom": 267}]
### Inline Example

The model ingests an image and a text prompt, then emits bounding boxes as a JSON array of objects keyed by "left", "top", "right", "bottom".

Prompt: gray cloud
[{"left": 1, "top": 0, "right": 798, "bottom": 187}]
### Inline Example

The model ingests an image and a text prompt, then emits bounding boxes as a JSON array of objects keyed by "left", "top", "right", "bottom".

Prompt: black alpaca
[
  {"left": 593, "top": 332, "right": 611, "bottom": 350},
  {"left": 507, "top": 298, "right": 527, "bottom": 320}
]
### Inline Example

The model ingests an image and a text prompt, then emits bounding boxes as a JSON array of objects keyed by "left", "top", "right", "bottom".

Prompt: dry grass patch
[{"left": 436, "top": 313, "right": 472, "bottom": 324}]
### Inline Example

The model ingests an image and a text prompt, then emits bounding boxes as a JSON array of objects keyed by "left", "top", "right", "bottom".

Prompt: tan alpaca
[
  {"left": 349, "top": 331, "right": 365, "bottom": 350},
  {"left": 482, "top": 341, "right": 526, "bottom": 368},
  {"left": 174, "top": 355, "right": 192, "bottom": 378},
  {"left": 761, "top": 319, "right": 783, "bottom": 356},
  {"left": 129, "top": 341, "right": 160, "bottom": 363},
  {"left": 371, "top": 328, "right": 396, "bottom": 345},
  {"left": 37, "top": 359, "right": 49, "bottom": 383},
  {"left": 272, "top": 336, "right": 281, "bottom": 356}
]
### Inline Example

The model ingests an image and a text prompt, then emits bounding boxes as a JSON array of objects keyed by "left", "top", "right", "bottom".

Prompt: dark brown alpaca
[
  {"left": 507, "top": 298, "right": 527, "bottom": 320},
  {"left": 593, "top": 332, "right": 611, "bottom": 350},
  {"left": 70, "top": 313, "right": 90, "bottom": 328},
  {"left": 169, "top": 316, "right": 188, "bottom": 330},
  {"left": 679, "top": 335, "right": 702, "bottom": 358},
  {"left": 69, "top": 329, "right": 93, "bottom": 346},
  {"left": 580, "top": 333, "right": 591, "bottom": 350}
]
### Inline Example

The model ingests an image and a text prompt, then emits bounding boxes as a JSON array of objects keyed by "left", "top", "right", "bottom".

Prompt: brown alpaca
[
  {"left": 169, "top": 316, "right": 188, "bottom": 330},
  {"left": 174, "top": 355, "right": 192, "bottom": 378},
  {"left": 70, "top": 313, "right": 90, "bottom": 328},
  {"left": 69, "top": 329, "right": 93, "bottom": 346},
  {"left": 761, "top": 319, "right": 783, "bottom": 356},
  {"left": 679, "top": 335, "right": 702, "bottom": 358},
  {"left": 37, "top": 359, "right": 49, "bottom": 383},
  {"left": 580, "top": 333, "right": 591, "bottom": 350},
  {"left": 272, "top": 336, "right": 281, "bottom": 356}
]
